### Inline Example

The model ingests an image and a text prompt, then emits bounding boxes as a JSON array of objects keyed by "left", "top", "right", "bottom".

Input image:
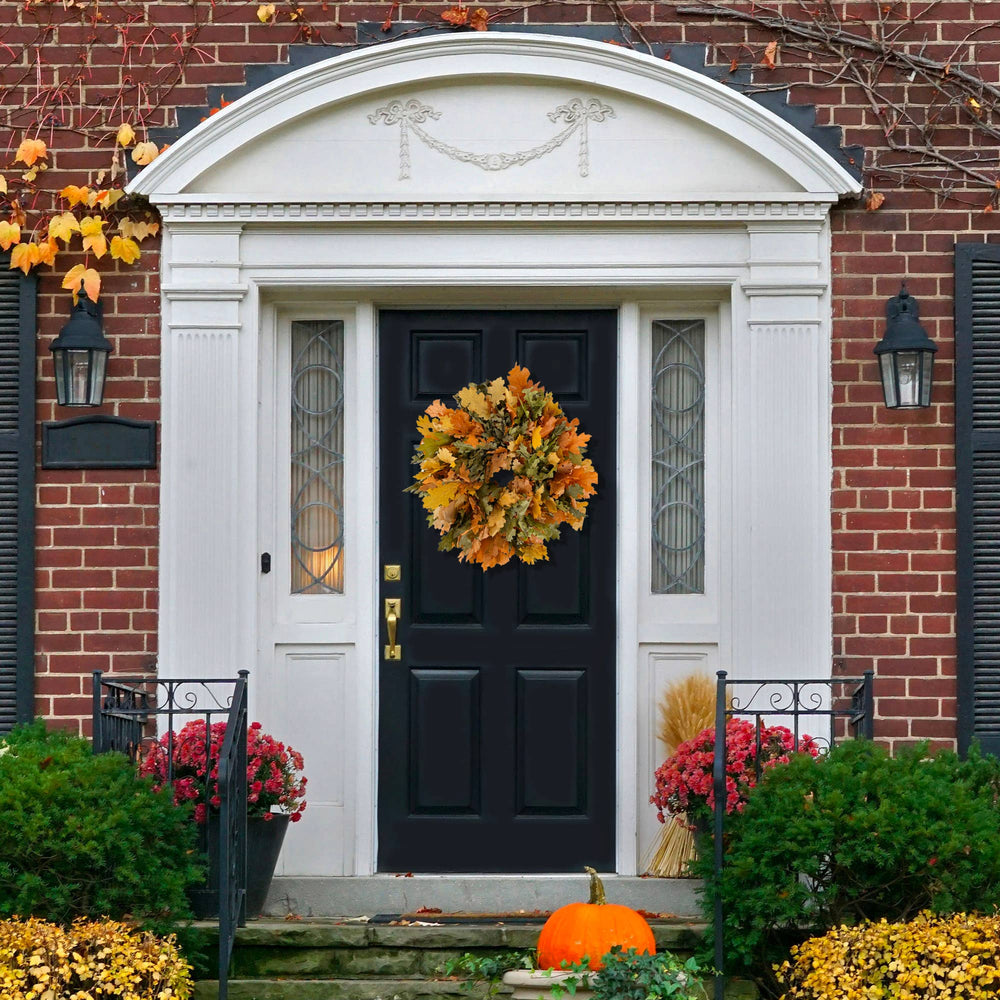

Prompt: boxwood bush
[
  {"left": 0, "top": 721, "right": 202, "bottom": 940},
  {"left": 694, "top": 739, "right": 1000, "bottom": 997}
]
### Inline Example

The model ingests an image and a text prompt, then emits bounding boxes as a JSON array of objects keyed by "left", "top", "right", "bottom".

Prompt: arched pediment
[{"left": 129, "top": 33, "right": 861, "bottom": 205}]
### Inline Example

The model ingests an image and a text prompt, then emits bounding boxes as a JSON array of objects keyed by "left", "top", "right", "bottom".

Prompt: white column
[{"left": 159, "top": 222, "right": 248, "bottom": 678}]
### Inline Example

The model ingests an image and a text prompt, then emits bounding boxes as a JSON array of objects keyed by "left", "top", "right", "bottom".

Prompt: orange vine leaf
[
  {"left": 761, "top": 40, "right": 778, "bottom": 70},
  {"left": 62, "top": 264, "right": 101, "bottom": 303},
  {"left": 14, "top": 139, "right": 47, "bottom": 167}
]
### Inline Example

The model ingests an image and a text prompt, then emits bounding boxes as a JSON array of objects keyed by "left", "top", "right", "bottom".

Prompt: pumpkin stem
[{"left": 585, "top": 866, "right": 607, "bottom": 905}]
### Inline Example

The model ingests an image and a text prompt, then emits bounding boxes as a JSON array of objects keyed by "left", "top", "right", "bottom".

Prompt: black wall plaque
[{"left": 42, "top": 415, "right": 157, "bottom": 470}]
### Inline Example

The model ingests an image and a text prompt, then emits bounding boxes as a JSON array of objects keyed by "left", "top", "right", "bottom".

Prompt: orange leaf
[
  {"left": 36, "top": 239, "right": 58, "bottom": 267},
  {"left": 14, "top": 138, "right": 47, "bottom": 167},
  {"left": 761, "top": 40, "right": 778, "bottom": 70},
  {"left": 729, "top": 57, "right": 739, "bottom": 73},
  {"left": 60, "top": 184, "right": 90, "bottom": 207},
  {"left": 62, "top": 264, "right": 101, "bottom": 303},
  {"left": 441, "top": 5, "right": 469, "bottom": 26},
  {"left": 507, "top": 364, "right": 532, "bottom": 400},
  {"left": 10, "top": 242, "right": 39, "bottom": 274},
  {"left": 866, "top": 191, "right": 885, "bottom": 211},
  {"left": 468, "top": 7, "right": 489, "bottom": 30}
]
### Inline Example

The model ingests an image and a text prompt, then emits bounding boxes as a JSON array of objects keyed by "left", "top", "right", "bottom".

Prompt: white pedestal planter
[{"left": 503, "top": 969, "right": 596, "bottom": 999}]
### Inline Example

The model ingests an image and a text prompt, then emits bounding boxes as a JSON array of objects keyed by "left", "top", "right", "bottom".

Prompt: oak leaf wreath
[{"left": 406, "top": 364, "right": 598, "bottom": 569}]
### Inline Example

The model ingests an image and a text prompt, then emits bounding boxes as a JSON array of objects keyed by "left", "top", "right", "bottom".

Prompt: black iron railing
[
  {"left": 92, "top": 671, "right": 249, "bottom": 1000},
  {"left": 710, "top": 671, "right": 875, "bottom": 1000}
]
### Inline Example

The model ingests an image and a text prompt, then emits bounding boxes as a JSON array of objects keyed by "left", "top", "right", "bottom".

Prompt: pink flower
[
  {"left": 138, "top": 719, "right": 307, "bottom": 824},
  {"left": 650, "top": 718, "right": 818, "bottom": 829}
]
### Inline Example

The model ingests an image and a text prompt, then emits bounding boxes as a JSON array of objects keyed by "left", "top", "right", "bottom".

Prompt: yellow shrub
[
  {"left": 776, "top": 912, "right": 1000, "bottom": 1000},
  {"left": 0, "top": 916, "right": 192, "bottom": 1000}
]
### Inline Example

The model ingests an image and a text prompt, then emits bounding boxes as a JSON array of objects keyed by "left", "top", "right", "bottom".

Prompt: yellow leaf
[
  {"left": 456, "top": 385, "right": 491, "bottom": 418},
  {"left": 436, "top": 446, "right": 456, "bottom": 467},
  {"left": 80, "top": 216, "right": 107, "bottom": 258},
  {"left": 0, "top": 221, "right": 20, "bottom": 250},
  {"left": 10, "top": 242, "right": 39, "bottom": 274},
  {"left": 116, "top": 122, "right": 136, "bottom": 146},
  {"left": 485, "top": 378, "right": 506, "bottom": 405},
  {"left": 14, "top": 138, "right": 47, "bottom": 166},
  {"left": 132, "top": 141, "right": 160, "bottom": 166},
  {"left": 531, "top": 427, "right": 542, "bottom": 450},
  {"left": 519, "top": 542, "right": 548, "bottom": 565},
  {"left": 61, "top": 264, "right": 101, "bottom": 303},
  {"left": 48, "top": 211, "right": 80, "bottom": 244},
  {"left": 21, "top": 167, "right": 37, "bottom": 183},
  {"left": 0, "top": 175, "right": 6, "bottom": 195},
  {"left": 60, "top": 184, "right": 90, "bottom": 207},
  {"left": 257, "top": 3, "right": 276, "bottom": 21},
  {"left": 486, "top": 505, "right": 506, "bottom": 535},
  {"left": 110, "top": 235, "right": 140, "bottom": 264},
  {"left": 422, "top": 481, "right": 460, "bottom": 512},
  {"left": 118, "top": 218, "right": 158, "bottom": 242}
]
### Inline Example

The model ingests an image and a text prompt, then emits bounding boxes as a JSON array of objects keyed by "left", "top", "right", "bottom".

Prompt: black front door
[{"left": 378, "top": 310, "right": 616, "bottom": 872}]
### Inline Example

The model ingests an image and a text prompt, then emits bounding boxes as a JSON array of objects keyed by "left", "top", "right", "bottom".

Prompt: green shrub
[
  {"left": 776, "top": 912, "right": 1000, "bottom": 1000},
  {"left": 0, "top": 721, "right": 203, "bottom": 940},
  {"left": 693, "top": 739, "right": 1000, "bottom": 997},
  {"left": 0, "top": 915, "right": 192, "bottom": 1000}
]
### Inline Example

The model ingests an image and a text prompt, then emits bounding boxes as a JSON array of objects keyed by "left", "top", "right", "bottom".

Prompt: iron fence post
[{"left": 713, "top": 670, "right": 727, "bottom": 1000}]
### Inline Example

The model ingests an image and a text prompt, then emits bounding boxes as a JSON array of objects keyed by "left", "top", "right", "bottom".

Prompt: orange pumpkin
[{"left": 536, "top": 867, "right": 656, "bottom": 971}]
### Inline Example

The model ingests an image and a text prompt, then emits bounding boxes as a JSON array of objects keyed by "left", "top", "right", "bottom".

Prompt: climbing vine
[{"left": 1, "top": 0, "right": 999, "bottom": 299}]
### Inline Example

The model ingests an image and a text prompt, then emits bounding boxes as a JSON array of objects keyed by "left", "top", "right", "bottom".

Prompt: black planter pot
[{"left": 188, "top": 813, "right": 290, "bottom": 919}]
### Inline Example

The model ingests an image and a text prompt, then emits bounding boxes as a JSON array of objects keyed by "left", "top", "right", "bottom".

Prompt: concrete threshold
[{"left": 263, "top": 875, "right": 703, "bottom": 919}]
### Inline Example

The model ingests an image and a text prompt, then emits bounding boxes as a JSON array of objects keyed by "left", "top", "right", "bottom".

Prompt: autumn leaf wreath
[{"left": 406, "top": 364, "right": 598, "bottom": 570}]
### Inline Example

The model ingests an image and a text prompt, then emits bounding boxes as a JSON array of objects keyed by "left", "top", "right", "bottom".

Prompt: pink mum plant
[
  {"left": 651, "top": 717, "right": 818, "bottom": 828},
  {"left": 139, "top": 719, "right": 307, "bottom": 824}
]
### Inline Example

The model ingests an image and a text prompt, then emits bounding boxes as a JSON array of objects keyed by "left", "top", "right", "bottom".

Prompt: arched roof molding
[{"left": 129, "top": 32, "right": 862, "bottom": 204}]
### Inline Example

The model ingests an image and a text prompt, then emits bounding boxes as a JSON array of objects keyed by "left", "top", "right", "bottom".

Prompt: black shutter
[{"left": 0, "top": 260, "right": 35, "bottom": 733}]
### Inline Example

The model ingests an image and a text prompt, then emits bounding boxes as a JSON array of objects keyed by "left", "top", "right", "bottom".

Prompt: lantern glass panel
[
  {"left": 894, "top": 349, "right": 923, "bottom": 408},
  {"left": 879, "top": 353, "right": 898, "bottom": 409},
  {"left": 88, "top": 350, "right": 107, "bottom": 405},
  {"left": 920, "top": 350, "right": 934, "bottom": 407}
]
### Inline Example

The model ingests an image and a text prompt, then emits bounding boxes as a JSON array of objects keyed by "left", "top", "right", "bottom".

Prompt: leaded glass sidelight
[
  {"left": 651, "top": 319, "right": 705, "bottom": 594},
  {"left": 290, "top": 321, "right": 345, "bottom": 594}
]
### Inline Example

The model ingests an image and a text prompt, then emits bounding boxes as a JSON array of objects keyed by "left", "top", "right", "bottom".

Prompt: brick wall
[{"left": 5, "top": 0, "right": 997, "bottom": 742}]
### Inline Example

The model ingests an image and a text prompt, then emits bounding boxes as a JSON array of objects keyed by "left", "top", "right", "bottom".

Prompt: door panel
[{"left": 378, "top": 309, "right": 616, "bottom": 872}]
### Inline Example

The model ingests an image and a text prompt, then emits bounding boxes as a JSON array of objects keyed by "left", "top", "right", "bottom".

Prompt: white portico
[{"left": 128, "top": 31, "right": 860, "bottom": 909}]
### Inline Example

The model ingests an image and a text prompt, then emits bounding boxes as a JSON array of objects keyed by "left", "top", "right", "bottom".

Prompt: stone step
[
  {"left": 193, "top": 979, "right": 492, "bottom": 1000},
  {"left": 205, "top": 920, "right": 704, "bottom": 979},
  {"left": 194, "top": 975, "right": 757, "bottom": 1000},
  {"left": 264, "top": 876, "right": 702, "bottom": 918}
]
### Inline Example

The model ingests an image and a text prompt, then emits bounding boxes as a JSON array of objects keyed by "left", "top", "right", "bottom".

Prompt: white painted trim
[
  {"left": 147, "top": 29, "right": 841, "bottom": 877},
  {"left": 128, "top": 34, "right": 860, "bottom": 200}
]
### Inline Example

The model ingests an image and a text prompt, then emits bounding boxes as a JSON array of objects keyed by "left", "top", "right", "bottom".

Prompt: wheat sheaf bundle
[{"left": 645, "top": 672, "right": 724, "bottom": 878}]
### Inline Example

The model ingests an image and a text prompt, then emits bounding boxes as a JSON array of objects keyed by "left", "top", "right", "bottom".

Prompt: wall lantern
[
  {"left": 49, "top": 292, "right": 112, "bottom": 407},
  {"left": 873, "top": 285, "right": 937, "bottom": 409}
]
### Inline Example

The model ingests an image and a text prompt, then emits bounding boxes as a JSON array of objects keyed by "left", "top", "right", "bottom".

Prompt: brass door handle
[{"left": 384, "top": 598, "right": 402, "bottom": 661}]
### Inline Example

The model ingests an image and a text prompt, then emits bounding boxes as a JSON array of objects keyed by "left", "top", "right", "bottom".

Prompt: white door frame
[{"left": 132, "top": 30, "right": 859, "bottom": 877}]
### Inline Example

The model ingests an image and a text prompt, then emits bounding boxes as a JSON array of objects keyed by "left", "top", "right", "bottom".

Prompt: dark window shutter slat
[
  {"left": 0, "top": 260, "right": 35, "bottom": 733},
  {"left": 956, "top": 243, "right": 1000, "bottom": 754}
]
